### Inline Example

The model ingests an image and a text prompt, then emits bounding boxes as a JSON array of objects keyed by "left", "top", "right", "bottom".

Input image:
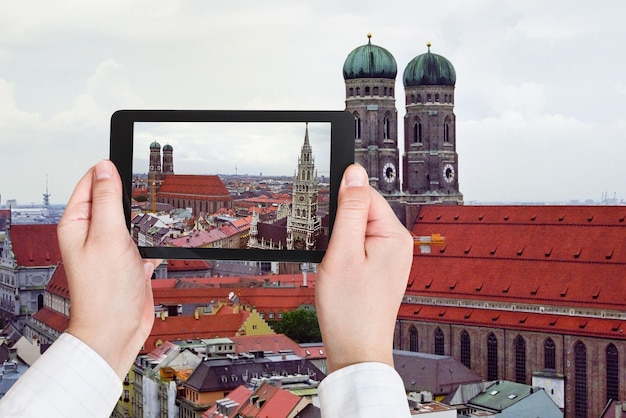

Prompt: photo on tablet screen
[{"left": 131, "top": 121, "right": 332, "bottom": 253}]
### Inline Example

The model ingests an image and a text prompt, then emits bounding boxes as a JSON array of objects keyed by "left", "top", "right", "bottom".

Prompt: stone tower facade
[
  {"left": 287, "top": 124, "right": 322, "bottom": 251},
  {"left": 343, "top": 37, "right": 463, "bottom": 225},
  {"left": 162, "top": 144, "right": 174, "bottom": 175},
  {"left": 402, "top": 43, "right": 462, "bottom": 205},
  {"left": 343, "top": 34, "right": 401, "bottom": 196},
  {"left": 149, "top": 141, "right": 162, "bottom": 180}
]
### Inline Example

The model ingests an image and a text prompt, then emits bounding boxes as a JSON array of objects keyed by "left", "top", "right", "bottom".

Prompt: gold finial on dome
[
  {"left": 426, "top": 41, "right": 432, "bottom": 51},
  {"left": 367, "top": 33, "right": 372, "bottom": 39}
]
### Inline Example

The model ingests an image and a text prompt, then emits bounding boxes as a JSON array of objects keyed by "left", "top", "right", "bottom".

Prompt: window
[
  {"left": 434, "top": 327, "right": 444, "bottom": 355},
  {"left": 354, "top": 113, "right": 361, "bottom": 139},
  {"left": 410, "top": 94, "right": 415, "bottom": 103},
  {"left": 444, "top": 123, "right": 450, "bottom": 142},
  {"left": 514, "top": 335, "right": 526, "bottom": 384},
  {"left": 487, "top": 333, "right": 498, "bottom": 381},
  {"left": 417, "top": 93, "right": 422, "bottom": 103},
  {"left": 383, "top": 117, "right": 390, "bottom": 139},
  {"left": 414, "top": 122, "right": 422, "bottom": 143},
  {"left": 373, "top": 86, "right": 378, "bottom": 95},
  {"left": 356, "top": 87, "right": 361, "bottom": 96},
  {"left": 606, "top": 343, "right": 619, "bottom": 402},
  {"left": 544, "top": 338, "right": 556, "bottom": 371},
  {"left": 389, "top": 87, "right": 393, "bottom": 96},
  {"left": 435, "top": 93, "right": 440, "bottom": 102},
  {"left": 269, "top": 311, "right": 274, "bottom": 319},
  {"left": 460, "top": 330, "right": 471, "bottom": 369},
  {"left": 365, "top": 86, "right": 370, "bottom": 95},
  {"left": 574, "top": 341, "right": 587, "bottom": 418},
  {"left": 427, "top": 94, "right": 432, "bottom": 102},
  {"left": 349, "top": 87, "right": 354, "bottom": 96},
  {"left": 409, "top": 326, "right": 418, "bottom": 352},
  {"left": 384, "top": 87, "right": 388, "bottom": 96}
]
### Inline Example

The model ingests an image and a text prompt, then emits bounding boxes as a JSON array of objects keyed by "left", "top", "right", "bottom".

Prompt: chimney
[{"left": 302, "top": 270, "right": 307, "bottom": 287}]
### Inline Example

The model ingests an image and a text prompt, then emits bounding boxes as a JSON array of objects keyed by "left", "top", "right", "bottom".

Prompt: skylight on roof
[
  {"left": 489, "top": 390, "right": 499, "bottom": 396},
  {"left": 507, "top": 394, "right": 517, "bottom": 399}
]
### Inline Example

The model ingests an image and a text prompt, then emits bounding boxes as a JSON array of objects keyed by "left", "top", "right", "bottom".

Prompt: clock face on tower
[
  {"left": 443, "top": 163, "right": 455, "bottom": 183},
  {"left": 383, "top": 162, "right": 396, "bottom": 183}
]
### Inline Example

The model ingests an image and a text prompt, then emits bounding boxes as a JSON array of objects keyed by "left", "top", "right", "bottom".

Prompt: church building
[
  {"left": 145, "top": 142, "right": 232, "bottom": 216},
  {"left": 343, "top": 35, "right": 625, "bottom": 418},
  {"left": 343, "top": 35, "right": 462, "bottom": 226}
]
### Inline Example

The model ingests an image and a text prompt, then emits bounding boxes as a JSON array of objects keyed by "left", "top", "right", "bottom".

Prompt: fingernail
[
  {"left": 344, "top": 164, "right": 367, "bottom": 187},
  {"left": 95, "top": 160, "right": 113, "bottom": 180}
]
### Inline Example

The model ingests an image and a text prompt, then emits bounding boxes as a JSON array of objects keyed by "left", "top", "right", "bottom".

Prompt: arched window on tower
[
  {"left": 435, "top": 93, "right": 440, "bottom": 102},
  {"left": 410, "top": 94, "right": 415, "bottom": 103},
  {"left": 417, "top": 93, "right": 422, "bottom": 103},
  {"left": 356, "top": 87, "right": 361, "bottom": 96},
  {"left": 514, "top": 335, "right": 526, "bottom": 384},
  {"left": 365, "top": 86, "right": 370, "bottom": 96},
  {"left": 487, "top": 333, "right": 498, "bottom": 381},
  {"left": 434, "top": 327, "right": 444, "bottom": 355},
  {"left": 409, "top": 326, "right": 418, "bottom": 352},
  {"left": 544, "top": 338, "right": 556, "bottom": 371},
  {"left": 444, "top": 123, "right": 450, "bottom": 143},
  {"left": 354, "top": 113, "right": 361, "bottom": 139},
  {"left": 373, "top": 86, "right": 378, "bottom": 95},
  {"left": 383, "top": 117, "right": 390, "bottom": 139},
  {"left": 574, "top": 341, "right": 587, "bottom": 418},
  {"left": 349, "top": 87, "right": 354, "bottom": 97},
  {"left": 414, "top": 122, "right": 422, "bottom": 143},
  {"left": 460, "top": 330, "right": 471, "bottom": 369},
  {"left": 384, "top": 86, "right": 388, "bottom": 96},
  {"left": 389, "top": 87, "right": 393, "bottom": 97},
  {"left": 606, "top": 343, "right": 619, "bottom": 402}
]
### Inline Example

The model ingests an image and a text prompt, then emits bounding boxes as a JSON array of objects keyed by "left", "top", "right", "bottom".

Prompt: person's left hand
[{"left": 57, "top": 160, "right": 160, "bottom": 380}]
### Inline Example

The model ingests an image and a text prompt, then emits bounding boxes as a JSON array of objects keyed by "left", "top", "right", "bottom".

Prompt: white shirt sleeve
[
  {"left": 0, "top": 332, "right": 122, "bottom": 418},
  {"left": 318, "top": 362, "right": 411, "bottom": 418}
]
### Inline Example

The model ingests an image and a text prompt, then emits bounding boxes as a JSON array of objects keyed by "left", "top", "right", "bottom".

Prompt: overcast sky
[{"left": 1, "top": 0, "right": 625, "bottom": 205}]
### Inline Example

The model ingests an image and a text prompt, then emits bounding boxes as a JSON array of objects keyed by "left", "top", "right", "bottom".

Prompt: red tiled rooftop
[
  {"left": 398, "top": 304, "right": 626, "bottom": 340},
  {"left": 167, "top": 259, "right": 212, "bottom": 271},
  {"left": 158, "top": 175, "right": 232, "bottom": 200},
  {"left": 9, "top": 224, "right": 61, "bottom": 267},
  {"left": 32, "top": 307, "right": 69, "bottom": 333},
  {"left": 46, "top": 264, "right": 70, "bottom": 298},
  {"left": 145, "top": 312, "right": 250, "bottom": 353},
  {"left": 409, "top": 205, "right": 626, "bottom": 310}
]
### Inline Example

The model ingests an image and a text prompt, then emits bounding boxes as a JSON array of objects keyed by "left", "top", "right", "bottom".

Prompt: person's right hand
[{"left": 316, "top": 164, "right": 413, "bottom": 373}]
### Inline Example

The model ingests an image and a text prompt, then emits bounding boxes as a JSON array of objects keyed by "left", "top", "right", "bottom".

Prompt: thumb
[
  {"left": 88, "top": 160, "right": 128, "bottom": 241},
  {"left": 326, "top": 164, "right": 371, "bottom": 261}
]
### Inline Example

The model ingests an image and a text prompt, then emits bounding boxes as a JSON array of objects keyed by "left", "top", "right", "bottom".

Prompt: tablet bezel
[{"left": 110, "top": 109, "right": 354, "bottom": 263}]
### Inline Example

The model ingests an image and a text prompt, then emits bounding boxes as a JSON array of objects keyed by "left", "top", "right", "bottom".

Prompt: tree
[{"left": 269, "top": 309, "right": 321, "bottom": 344}]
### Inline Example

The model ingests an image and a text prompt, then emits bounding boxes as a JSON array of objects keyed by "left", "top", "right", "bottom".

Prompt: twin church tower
[{"left": 343, "top": 35, "right": 463, "bottom": 224}]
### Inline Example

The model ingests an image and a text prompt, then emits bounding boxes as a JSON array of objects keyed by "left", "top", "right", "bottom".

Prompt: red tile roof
[
  {"left": 145, "top": 312, "right": 249, "bottom": 353},
  {"left": 202, "top": 385, "right": 254, "bottom": 418},
  {"left": 46, "top": 264, "right": 70, "bottom": 298},
  {"left": 167, "top": 259, "right": 212, "bottom": 271},
  {"left": 32, "top": 307, "right": 69, "bottom": 333},
  {"left": 398, "top": 304, "right": 626, "bottom": 340},
  {"left": 9, "top": 224, "right": 61, "bottom": 267},
  {"left": 152, "top": 285, "right": 316, "bottom": 313},
  {"left": 158, "top": 175, "right": 232, "bottom": 201},
  {"left": 230, "top": 334, "right": 325, "bottom": 359},
  {"left": 408, "top": 206, "right": 626, "bottom": 310},
  {"left": 236, "top": 382, "right": 301, "bottom": 417}
]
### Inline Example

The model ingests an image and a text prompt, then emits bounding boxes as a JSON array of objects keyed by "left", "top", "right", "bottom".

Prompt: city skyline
[
  {"left": 133, "top": 122, "right": 330, "bottom": 178},
  {"left": 1, "top": 1, "right": 625, "bottom": 204}
]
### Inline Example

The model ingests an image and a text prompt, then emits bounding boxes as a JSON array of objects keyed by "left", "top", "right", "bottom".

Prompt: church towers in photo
[
  {"left": 148, "top": 142, "right": 174, "bottom": 181},
  {"left": 343, "top": 35, "right": 463, "bottom": 222}
]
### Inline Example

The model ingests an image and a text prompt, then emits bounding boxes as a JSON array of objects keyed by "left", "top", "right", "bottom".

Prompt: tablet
[{"left": 110, "top": 110, "right": 354, "bottom": 263}]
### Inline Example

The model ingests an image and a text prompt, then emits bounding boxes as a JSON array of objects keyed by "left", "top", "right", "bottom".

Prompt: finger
[
  {"left": 57, "top": 165, "right": 96, "bottom": 252},
  {"left": 87, "top": 160, "right": 128, "bottom": 241},
  {"left": 143, "top": 259, "right": 161, "bottom": 280},
  {"left": 365, "top": 187, "right": 407, "bottom": 238},
  {"left": 325, "top": 164, "right": 371, "bottom": 261}
]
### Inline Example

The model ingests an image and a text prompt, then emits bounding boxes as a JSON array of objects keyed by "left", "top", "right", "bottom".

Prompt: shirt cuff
[
  {"left": 0, "top": 332, "right": 122, "bottom": 418},
  {"left": 318, "top": 362, "right": 411, "bottom": 418}
]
